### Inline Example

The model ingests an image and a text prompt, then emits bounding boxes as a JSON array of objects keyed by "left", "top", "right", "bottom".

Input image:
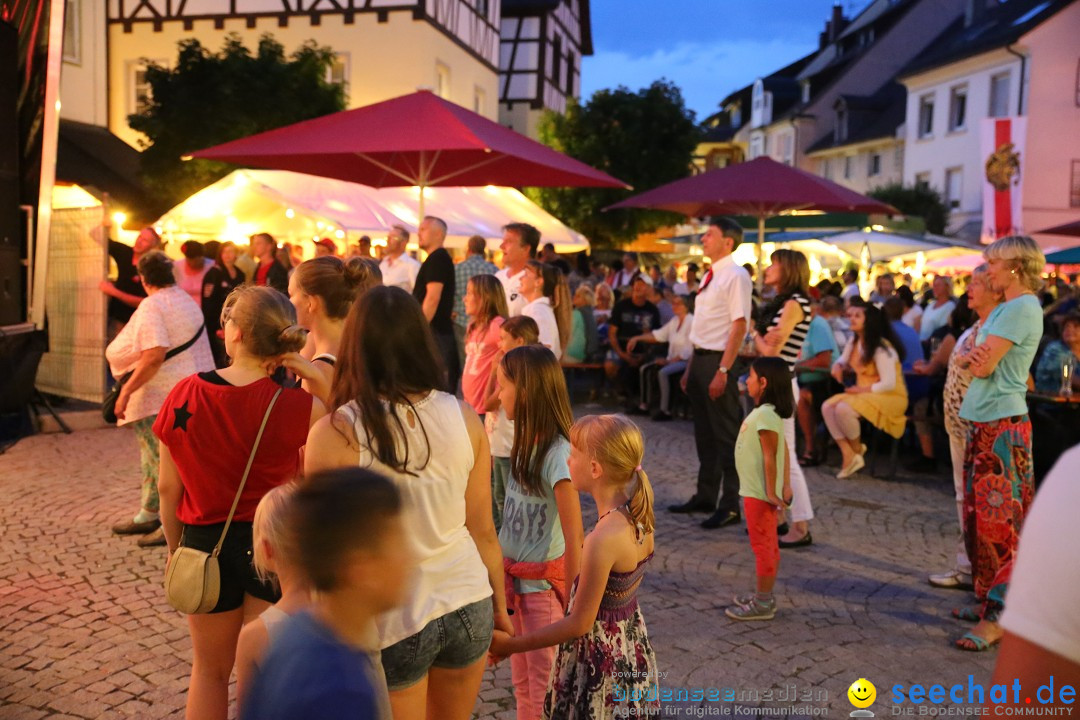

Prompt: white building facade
[{"left": 900, "top": 50, "right": 1023, "bottom": 238}]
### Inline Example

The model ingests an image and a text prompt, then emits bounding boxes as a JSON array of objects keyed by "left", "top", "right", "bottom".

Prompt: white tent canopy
[{"left": 155, "top": 169, "right": 590, "bottom": 253}]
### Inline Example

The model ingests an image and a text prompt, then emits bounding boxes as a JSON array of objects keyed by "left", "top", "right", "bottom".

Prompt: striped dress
[{"left": 765, "top": 292, "right": 812, "bottom": 370}]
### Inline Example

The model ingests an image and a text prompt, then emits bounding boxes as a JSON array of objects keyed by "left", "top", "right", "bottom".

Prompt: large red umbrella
[
  {"left": 607, "top": 156, "right": 897, "bottom": 286},
  {"left": 1036, "top": 219, "right": 1080, "bottom": 237},
  {"left": 188, "top": 90, "right": 627, "bottom": 218}
]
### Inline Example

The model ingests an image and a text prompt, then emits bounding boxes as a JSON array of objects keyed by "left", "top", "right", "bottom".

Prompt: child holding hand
[
  {"left": 727, "top": 356, "right": 794, "bottom": 621},
  {"left": 491, "top": 414, "right": 659, "bottom": 719}
]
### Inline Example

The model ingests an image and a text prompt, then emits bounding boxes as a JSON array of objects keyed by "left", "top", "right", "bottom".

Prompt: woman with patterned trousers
[
  {"left": 105, "top": 250, "right": 214, "bottom": 547},
  {"left": 953, "top": 236, "right": 1044, "bottom": 652}
]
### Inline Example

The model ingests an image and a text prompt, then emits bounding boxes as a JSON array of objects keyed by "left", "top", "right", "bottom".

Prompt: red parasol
[
  {"left": 188, "top": 90, "right": 627, "bottom": 218},
  {"left": 606, "top": 157, "right": 897, "bottom": 286},
  {"left": 1036, "top": 220, "right": 1080, "bottom": 238}
]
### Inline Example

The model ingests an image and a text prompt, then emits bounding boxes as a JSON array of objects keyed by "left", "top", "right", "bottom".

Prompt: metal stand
[{"left": 30, "top": 389, "right": 71, "bottom": 434}]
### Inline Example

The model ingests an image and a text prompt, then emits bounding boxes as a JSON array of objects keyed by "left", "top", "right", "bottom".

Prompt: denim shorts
[
  {"left": 381, "top": 598, "right": 494, "bottom": 690},
  {"left": 179, "top": 522, "right": 281, "bottom": 613}
]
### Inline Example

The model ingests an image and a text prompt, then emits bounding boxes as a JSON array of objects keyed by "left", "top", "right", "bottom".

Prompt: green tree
[
  {"left": 129, "top": 33, "right": 345, "bottom": 212},
  {"left": 528, "top": 80, "right": 702, "bottom": 248},
  {"left": 868, "top": 182, "right": 949, "bottom": 235}
]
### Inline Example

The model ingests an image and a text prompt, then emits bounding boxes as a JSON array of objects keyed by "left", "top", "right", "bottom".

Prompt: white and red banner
[{"left": 981, "top": 116, "right": 1027, "bottom": 243}]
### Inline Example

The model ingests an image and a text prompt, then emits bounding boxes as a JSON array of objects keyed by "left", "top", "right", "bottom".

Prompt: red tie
[{"left": 700, "top": 269, "right": 713, "bottom": 291}]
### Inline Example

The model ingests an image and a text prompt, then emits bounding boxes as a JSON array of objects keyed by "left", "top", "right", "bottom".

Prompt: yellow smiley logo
[{"left": 848, "top": 678, "right": 877, "bottom": 709}]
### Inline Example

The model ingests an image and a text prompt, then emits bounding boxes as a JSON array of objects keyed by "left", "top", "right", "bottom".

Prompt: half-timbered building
[
  {"left": 94, "top": 0, "right": 502, "bottom": 146},
  {"left": 497, "top": 0, "right": 591, "bottom": 139}
]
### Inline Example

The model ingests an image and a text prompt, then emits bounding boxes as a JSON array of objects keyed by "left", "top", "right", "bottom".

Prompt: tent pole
[
  {"left": 757, "top": 215, "right": 766, "bottom": 293},
  {"left": 419, "top": 185, "right": 426, "bottom": 225}
]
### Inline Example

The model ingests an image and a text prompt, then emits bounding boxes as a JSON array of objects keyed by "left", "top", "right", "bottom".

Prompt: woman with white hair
[{"left": 952, "top": 236, "right": 1044, "bottom": 652}]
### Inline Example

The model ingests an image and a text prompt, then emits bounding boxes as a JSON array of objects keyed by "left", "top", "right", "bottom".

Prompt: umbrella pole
[
  {"left": 419, "top": 185, "right": 426, "bottom": 224},
  {"left": 756, "top": 215, "right": 765, "bottom": 294}
]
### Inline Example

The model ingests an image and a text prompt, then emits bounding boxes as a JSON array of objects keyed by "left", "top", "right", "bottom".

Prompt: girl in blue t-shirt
[
  {"left": 495, "top": 345, "right": 584, "bottom": 720},
  {"left": 727, "top": 357, "right": 794, "bottom": 622}
]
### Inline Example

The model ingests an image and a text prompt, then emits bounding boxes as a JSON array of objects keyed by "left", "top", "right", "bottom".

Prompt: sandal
[
  {"left": 955, "top": 631, "right": 1000, "bottom": 652},
  {"left": 951, "top": 607, "right": 980, "bottom": 622},
  {"left": 798, "top": 452, "right": 820, "bottom": 467}
]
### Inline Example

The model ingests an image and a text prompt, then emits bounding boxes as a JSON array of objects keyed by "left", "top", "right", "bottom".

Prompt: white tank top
[{"left": 339, "top": 391, "right": 492, "bottom": 648}]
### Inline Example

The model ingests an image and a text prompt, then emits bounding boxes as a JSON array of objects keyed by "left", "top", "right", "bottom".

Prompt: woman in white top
[
  {"left": 281, "top": 256, "right": 381, "bottom": 405},
  {"left": 898, "top": 285, "right": 923, "bottom": 331},
  {"left": 105, "top": 250, "right": 214, "bottom": 542},
  {"left": 305, "top": 286, "right": 510, "bottom": 720},
  {"left": 822, "top": 303, "right": 909, "bottom": 479},
  {"left": 520, "top": 260, "right": 571, "bottom": 361},
  {"left": 174, "top": 241, "right": 215, "bottom": 307},
  {"left": 919, "top": 276, "right": 956, "bottom": 342},
  {"left": 627, "top": 294, "right": 694, "bottom": 420}
]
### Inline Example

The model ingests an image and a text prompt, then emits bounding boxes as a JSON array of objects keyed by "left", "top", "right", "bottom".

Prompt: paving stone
[{"left": 0, "top": 416, "right": 997, "bottom": 718}]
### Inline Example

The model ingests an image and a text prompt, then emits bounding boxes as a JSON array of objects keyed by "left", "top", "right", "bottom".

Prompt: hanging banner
[{"left": 981, "top": 116, "right": 1026, "bottom": 243}]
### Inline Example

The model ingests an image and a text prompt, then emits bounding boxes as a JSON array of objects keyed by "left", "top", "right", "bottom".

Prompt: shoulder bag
[
  {"left": 102, "top": 324, "right": 206, "bottom": 423},
  {"left": 164, "top": 387, "right": 283, "bottom": 614}
]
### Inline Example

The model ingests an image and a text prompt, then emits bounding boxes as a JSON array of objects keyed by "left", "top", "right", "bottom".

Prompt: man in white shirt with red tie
[{"left": 672, "top": 216, "right": 753, "bottom": 529}]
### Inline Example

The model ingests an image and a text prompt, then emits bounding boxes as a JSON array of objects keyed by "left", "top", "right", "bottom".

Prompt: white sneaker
[{"left": 837, "top": 454, "right": 865, "bottom": 479}]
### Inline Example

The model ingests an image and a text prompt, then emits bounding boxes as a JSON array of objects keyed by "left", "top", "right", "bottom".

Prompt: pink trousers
[{"left": 510, "top": 589, "right": 563, "bottom": 720}]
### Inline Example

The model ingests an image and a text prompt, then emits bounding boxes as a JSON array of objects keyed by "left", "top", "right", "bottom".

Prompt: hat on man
[{"left": 314, "top": 237, "right": 337, "bottom": 255}]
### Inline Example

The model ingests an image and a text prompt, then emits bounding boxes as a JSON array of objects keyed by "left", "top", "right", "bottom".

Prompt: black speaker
[{"left": 0, "top": 20, "right": 24, "bottom": 325}]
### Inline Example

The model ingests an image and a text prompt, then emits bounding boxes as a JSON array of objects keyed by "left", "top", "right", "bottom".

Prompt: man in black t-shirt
[
  {"left": 605, "top": 274, "right": 661, "bottom": 405},
  {"left": 414, "top": 216, "right": 459, "bottom": 393},
  {"left": 99, "top": 225, "right": 161, "bottom": 331}
]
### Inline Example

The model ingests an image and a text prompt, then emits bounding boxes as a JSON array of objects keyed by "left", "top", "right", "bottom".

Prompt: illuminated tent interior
[{"left": 155, "top": 170, "right": 590, "bottom": 254}]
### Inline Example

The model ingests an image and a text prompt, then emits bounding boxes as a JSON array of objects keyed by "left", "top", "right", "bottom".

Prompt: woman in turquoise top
[{"left": 954, "top": 236, "right": 1045, "bottom": 653}]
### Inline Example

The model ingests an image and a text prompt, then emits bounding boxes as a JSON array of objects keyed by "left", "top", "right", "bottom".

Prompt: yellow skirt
[{"left": 824, "top": 390, "right": 908, "bottom": 439}]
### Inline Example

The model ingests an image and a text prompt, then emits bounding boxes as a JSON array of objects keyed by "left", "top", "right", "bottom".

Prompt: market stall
[{"left": 154, "top": 169, "right": 591, "bottom": 254}]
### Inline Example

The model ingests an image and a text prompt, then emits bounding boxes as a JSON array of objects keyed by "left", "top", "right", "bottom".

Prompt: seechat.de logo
[{"left": 850, "top": 679, "right": 878, "bottom": 718}]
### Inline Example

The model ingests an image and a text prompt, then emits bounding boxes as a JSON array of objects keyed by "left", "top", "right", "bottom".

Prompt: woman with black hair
[{"left": 822, "top": 303, "right": 909, "bottom": 478}]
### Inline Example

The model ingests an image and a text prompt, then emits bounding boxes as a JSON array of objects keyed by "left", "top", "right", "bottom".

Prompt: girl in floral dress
[{"left": 491, "top": 414, "right": 660, "bottom": 719}]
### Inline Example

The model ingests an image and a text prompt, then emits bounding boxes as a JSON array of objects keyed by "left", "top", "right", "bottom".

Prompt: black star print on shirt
[{"left": 173, "top": 401, "right": 193, "bottom": 431}]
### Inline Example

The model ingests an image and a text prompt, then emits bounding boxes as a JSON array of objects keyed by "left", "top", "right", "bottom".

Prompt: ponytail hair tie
[{"left": 635, "top": 465, "right": 643, "bottom": 473}]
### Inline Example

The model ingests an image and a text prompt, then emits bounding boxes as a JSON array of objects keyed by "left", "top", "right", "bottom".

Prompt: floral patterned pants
[
  {"left": 963, "top": 415, "right": 1033, "bottom": 622},
  {"left": 130, "top": 415, "right": 160, "bottom": 514}
]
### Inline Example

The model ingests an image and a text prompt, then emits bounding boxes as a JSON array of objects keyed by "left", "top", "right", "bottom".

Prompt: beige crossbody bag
[{"left": 164, "top": 388, "right": 283, "bottom": 614}]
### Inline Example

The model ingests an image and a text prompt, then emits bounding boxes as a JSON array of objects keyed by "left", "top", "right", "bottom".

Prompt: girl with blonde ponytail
[{"left": 491, "top": 413, "right": 659, "bottom": 719}]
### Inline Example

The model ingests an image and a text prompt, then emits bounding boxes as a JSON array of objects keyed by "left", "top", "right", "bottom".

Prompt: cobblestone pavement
[{"left": 0, "top": 413, "right": 996, "bottom": 720}]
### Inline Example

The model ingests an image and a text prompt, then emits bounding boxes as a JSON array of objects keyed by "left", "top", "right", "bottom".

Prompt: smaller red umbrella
[
  {"left": 607, "top": 157, "right": 897, "bottom": 286},
  {"left": 1036, "top": 220, "right": 1080, "bottom": 237},
  {"left": 188, "top": 90, "right": 628, "bottom": 218}
]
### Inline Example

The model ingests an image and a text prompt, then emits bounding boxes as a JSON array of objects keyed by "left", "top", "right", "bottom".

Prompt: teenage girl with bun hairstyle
[
  {"left": 156, "top": 285, "right": 327, "bottom": 720},
  {"left": 491, "top": 413, "right": 659, "bottom": 719},
  {"left": 282, "top": 256, "right": 381, "bottom": 404}
]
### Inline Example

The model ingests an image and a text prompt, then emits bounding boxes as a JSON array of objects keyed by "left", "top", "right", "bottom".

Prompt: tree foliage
[
  {"left": 129, "top": 34, "right": 345, "bottom": 212},
  {"left": 527, "top": 80, "right": 702, "bottom": 248},
  {"left": 868, "top": 182, "right": 949, "bottom": 236}
]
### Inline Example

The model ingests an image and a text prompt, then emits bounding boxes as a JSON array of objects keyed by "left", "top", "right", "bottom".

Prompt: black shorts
[{"left": 179, "top": 521, "right": 281, "bottom": 613}]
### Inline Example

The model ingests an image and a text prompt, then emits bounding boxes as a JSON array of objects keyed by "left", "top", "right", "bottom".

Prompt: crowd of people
[{"left": 95, "top": 216, "right": 1079, "bottom": 718}]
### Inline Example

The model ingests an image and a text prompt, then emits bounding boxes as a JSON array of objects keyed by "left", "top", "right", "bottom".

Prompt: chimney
[{"left": 829, "top": 3, "right": 847, "bottom": 42}]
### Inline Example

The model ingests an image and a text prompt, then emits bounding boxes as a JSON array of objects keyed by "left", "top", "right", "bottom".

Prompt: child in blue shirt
[{"left": 241, "top": 468, "right": 411, "bottom": 720}]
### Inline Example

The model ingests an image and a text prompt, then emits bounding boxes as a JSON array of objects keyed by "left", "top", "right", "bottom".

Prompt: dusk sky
[{"left": 582, "top": 0, "right": 859, "bottom": 120}]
